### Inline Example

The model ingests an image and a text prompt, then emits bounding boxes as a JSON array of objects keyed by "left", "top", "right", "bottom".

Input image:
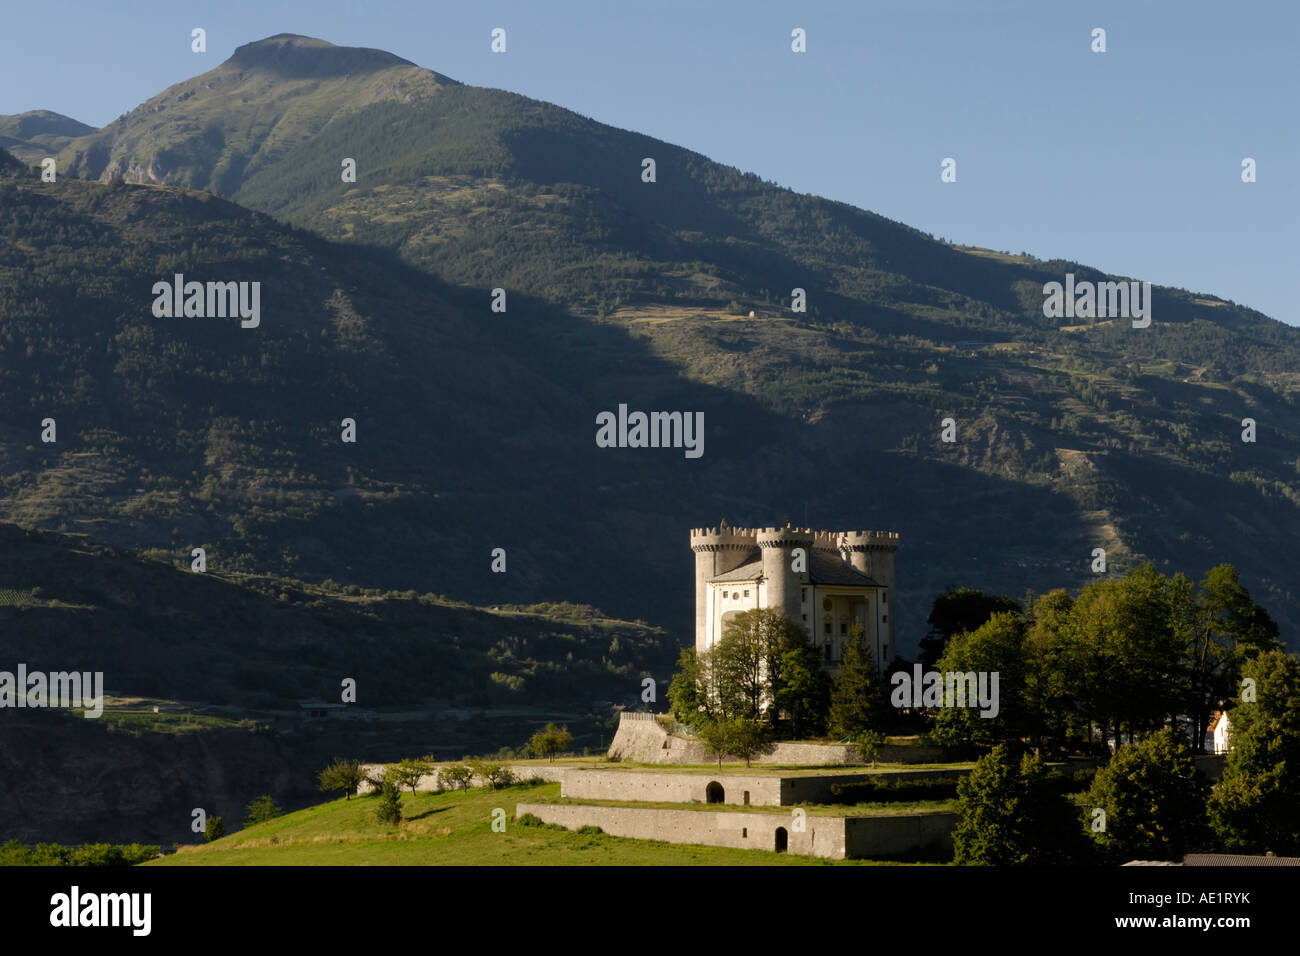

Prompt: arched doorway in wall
[
  {"left": 774, "top": 827, "right": 788, "bottom": 853},
  {"left": 706, "top": 781, "right": 725, "bottom": 804}
]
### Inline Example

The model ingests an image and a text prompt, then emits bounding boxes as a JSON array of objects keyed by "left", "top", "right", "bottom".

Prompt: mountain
[
  {"left": 20, "top": 33, "right": 1300, "bottom": 649},
  {"left": 62, "top": 34, "right": 454, "bottom": 194},
  {"left": 0, "top": 169, "right": 784, "bottom": 630},
  {"left": 0, "top": 110, "right": 95, "bottom": 165}
]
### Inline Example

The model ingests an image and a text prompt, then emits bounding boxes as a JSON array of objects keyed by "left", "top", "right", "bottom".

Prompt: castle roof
[
  {"left": 708, "top": 551, "right": 881, "bottom": 587},
  {"left": 809, "top": 552, "right": 881, "bottom": 587},
  {"left": 708, "top": 556, "right": 762, "bottom": 582}
]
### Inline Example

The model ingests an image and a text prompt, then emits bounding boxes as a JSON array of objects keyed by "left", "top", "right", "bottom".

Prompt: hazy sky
[{"left": 3, "top": 0, "right": 1296, "bottom": 324}]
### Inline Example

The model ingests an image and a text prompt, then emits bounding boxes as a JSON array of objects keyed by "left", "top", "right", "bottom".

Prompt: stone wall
[
  {"left": 517, "top": 802, "right": 956, "bottom": 860},
  {"left": 517, "top": 801, "right": 845, "bottom": 858},
  {"left": 557, "top": 768, "right": 971, "bottom": 807},
  {"left": 606, "top": 713, "right": 714, "bottom": 763},
  {"left": 607, "top": 712, "right": 946, "bottom": 765},
  {"left": 560, "top": 770, "right": 785, "bottom": 806}
]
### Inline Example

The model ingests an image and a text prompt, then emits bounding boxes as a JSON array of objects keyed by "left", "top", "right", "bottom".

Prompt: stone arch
[
  {"left": 775, "top": 827, "right": 788, "bottom": 853},
  {"left": 706, "top": 781, "right": 725, "bottom": 804}
]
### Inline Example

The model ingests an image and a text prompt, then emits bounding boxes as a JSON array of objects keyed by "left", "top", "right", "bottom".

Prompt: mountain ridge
[
  {"left": 225, "top": 33, "right": 425, "bottom": 76},
  {"left": 0, "top": 110, "right": 97, "bottom": 165}
]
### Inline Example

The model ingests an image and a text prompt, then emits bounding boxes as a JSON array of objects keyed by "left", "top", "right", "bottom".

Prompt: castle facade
[{"left": 691, "top": 522, "right": 899, "bottom": 672}]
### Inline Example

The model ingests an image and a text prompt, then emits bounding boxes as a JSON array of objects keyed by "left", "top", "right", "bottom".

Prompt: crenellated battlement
[
  {"left": 690, "top": 526, "right": 758, "bottom": 551},
  {"left": 756, "top": 528, "right": 815, "bottom": 548},
  {"left": 838, "top": 530, "right": 901, "bottom": 551},
  {"left": 692, "top": 524, "right": 899, "bottom": 551}
]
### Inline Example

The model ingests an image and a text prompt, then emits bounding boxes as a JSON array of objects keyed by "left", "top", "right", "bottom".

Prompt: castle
[{"left": 691, "top": 522, "right": 899, "bottom": 672}]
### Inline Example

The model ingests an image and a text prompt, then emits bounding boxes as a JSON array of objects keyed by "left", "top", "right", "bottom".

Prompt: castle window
[
  {"left": 883, "top": 614, "right": 888, "bottom": 623},
  {"left": 883, "top": 592, "right": 887, "bottom": 604},
  {"left": 722, "top": 591, "right": 729, "bottom": 599},
  {"left": 840, "top": 620, "right": 847, "bottom": 635},
  {"left": 802, "top": 614, "right": 807, "bottom": 623},
  {"left": 824, "top": 622, "right": 831, "bottom": 635},
  {"left": 824, "top": 643, "right": 831, "bottom": 661},
  {"left": 743, "top": 590, "right": 749, "bottom": 598}
]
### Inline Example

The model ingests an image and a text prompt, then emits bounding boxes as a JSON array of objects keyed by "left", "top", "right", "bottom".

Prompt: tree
[
  {"left": 696, "top": 718, "right": 733, "bottom": 771},
  {"left": 438, "top": 764, "right": 474, "bottom": 791},
  {"left": 527, "top": 723, "right": 573, "bottom": 762},
  {"left": 1208, "top": 650, "right": 1300, "bottom": 854},
  {"left": 828, "top": 624, "right": 883, "bottom": 740},
  {"left": 375, "top": 778, "right": 403, "bottom": 826},
  {"left": 928, "top": 611, "right": 1026, "bottom": 750},
  {"left": 920, "top": 588, "right": 1021, "bottom": 667},
  {"left": 317, "top": 757, "right": 364, "bottom": 801},
  {"left": 769, "top": 640, "right": 829, "bottom": 738},
  {"left": 243, "top": 794, "right": 283, "bottom": 827},
  {"left": 1183, "top": 565, "right": 1281, "bottom": 753},
  {"left": 705, "top": 608, "right": 816, "bottom": 728},
  {"left": 1085, "top": 728, "right": 1209, "bottom": 862},
  {"left": 1022, "top": 589, "right": 1080, "bottom": 753},
  {"left": 696, "top": 716, "right": 771, "bottom": 769},
  {"left": 204, "top": 816, "right": 225, "bottom": 843},
  {"left": 1064, "top": 566, "right": 1185, "bottom": 750},
  {"left": 952, "top": 746, "right": 1030, "bottom": 865},
  {"left": 953, "top": 745, "right": 1084, "bottom": 864},
  {"left": 389, "top": 758, "right": 430, "bottom": 795},
  {"left": 724, "top": 717, "right": 772, "bottom": 768},
  {"left": 712, "top": 611, "right": 772, "bottom": 720},
  {"left": 469, "top": 761, "right": 514, "bottom": 789},
  {"left": 666, "top": 646, "right": 708, "bottom": 725}
]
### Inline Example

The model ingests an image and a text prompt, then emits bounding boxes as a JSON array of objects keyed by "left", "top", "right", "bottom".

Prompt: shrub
[
  {"left": 375, "top": 780, "right": 403, "bottom": 826},
  {"left": 244, "top": 794, "right": 284, "bottom": 826}
]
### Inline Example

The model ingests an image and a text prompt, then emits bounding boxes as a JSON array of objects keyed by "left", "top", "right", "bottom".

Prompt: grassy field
[
  {"left": 96, "top": 710, "right": 259, "bottom": 735},
  {"left": 149, "top": 782, "right": 921, "bottom": 866},
  {"left": 544, "top": 795, "right": 957, "bottom": 816},
  {"left": 434, "top": 756, "right": 977, "bottom": 776}
]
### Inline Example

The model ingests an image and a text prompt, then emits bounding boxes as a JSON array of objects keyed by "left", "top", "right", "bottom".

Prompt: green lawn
[
  {"left": 467, "top": 756, "right": 976, "bottom": 776},
  {"left": 542, "top": 795, "right": 957, "bottom": 816},
  {"left": 149, "top": 782, "right": 918, "bottom": 866}
]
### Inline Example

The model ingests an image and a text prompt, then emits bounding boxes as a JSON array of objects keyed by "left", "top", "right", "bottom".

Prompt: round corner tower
[
  {"left": 691, "top": 523, "right": 755, "bottom": 652},
  {"left": 757, "top": 526, "right": 813, "bottom": 627},
  {"left": 839, "top": 530, "right": 900, "bottom": 590}
]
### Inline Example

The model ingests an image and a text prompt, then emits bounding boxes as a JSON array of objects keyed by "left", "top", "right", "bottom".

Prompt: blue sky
[{"left": 3, "top": 0, "right": 1296, "bottom": 324}]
